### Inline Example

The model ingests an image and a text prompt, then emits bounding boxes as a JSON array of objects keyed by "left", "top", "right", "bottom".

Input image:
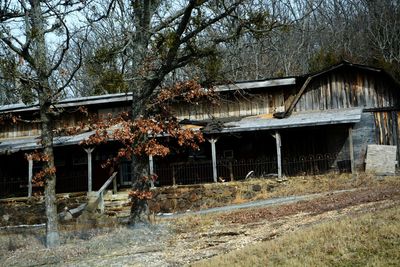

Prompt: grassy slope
[{"left": 193, "top": 204, "right": 400, "bottom": 267}]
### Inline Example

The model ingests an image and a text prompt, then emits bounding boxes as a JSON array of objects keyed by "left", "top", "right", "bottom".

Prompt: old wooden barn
[{"left": 1, "top": 61, "right": 399, "bottom": 197}]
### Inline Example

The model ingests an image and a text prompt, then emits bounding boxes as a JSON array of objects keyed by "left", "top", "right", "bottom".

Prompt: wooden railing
[
  {"left": 87, "top": 172, "right": 118, "bottom": 213},
  {"left": 59, "top": 172, "right": 118, "bottom": 221}
]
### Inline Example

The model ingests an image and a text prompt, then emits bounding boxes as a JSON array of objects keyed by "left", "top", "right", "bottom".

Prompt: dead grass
[
  {"left": 193, "top": 204, "right": 400, "bottom": 267},
  {"left": 0, "top": 223, "right": 170, "bottom": 266},
  {"left": 172, "top": 214, "right": 216, "bottom": 234},
  {"left": 247, "top": 172, "right": 399, "bottom": 200}
]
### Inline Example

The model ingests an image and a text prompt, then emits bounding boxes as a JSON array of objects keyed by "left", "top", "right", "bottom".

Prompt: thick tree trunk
[
  {"left": 30, "top": 0, "right": 60, "bottom": 248},
  {"left": 40, "top": 103, "right": 60, "bottom": 248},
  {"left": 129, "top": 88, "right": 152, "bottom": 225},
  {"left": 129, "top": 155, "right": 151, "bottom": 225}
]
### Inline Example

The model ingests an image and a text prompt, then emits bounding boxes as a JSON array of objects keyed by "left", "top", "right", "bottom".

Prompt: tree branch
[{"left": 179, "top": 1, "right": 242, "bottom": 45}]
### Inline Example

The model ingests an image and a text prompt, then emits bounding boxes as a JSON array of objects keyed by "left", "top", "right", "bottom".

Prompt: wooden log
[
  {"left": 0, "top": 223, "right": 46, "bottom": 230},
  {"left": 58, "top": 203, "right": 87, "bottom": 221}
]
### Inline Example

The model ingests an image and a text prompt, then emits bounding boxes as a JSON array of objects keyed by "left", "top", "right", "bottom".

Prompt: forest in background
[
  {"left": 0, "top": 0, "right": 399, "bottom": 249},
  {"left": 1, "top": 0, "right": 399, "bottom": 105}
]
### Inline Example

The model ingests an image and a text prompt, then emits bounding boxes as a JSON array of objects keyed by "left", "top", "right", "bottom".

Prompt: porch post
[
  {"left": 28, "top": 155, "right": 33, "bottom": 198},
  {"left": 149, "top": 155, "right": 155, "bottom": 188},
  {"left": 84, "top": 147, "right": 94, "bottom": 192},
  {"left": 275, "top": 131, "right": 282, "bottom": 178},
  {"left": 348, "top": 126, "right": 355, "bottom": 174},
  {"left": 209, "top": 138, "right": 218, "bottom": 183}
]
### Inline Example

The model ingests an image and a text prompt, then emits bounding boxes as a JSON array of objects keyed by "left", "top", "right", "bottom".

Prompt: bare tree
[
  {"left": 73, "top": 0, "right": 267, "bottom": 223},
  {"left": 0, "top": 0, "right": 92, "bottom": 247}
]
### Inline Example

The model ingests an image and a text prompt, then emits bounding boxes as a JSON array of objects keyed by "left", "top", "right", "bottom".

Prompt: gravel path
[{"left": 159, "top": 188, "right": 357, "bottom": 218}]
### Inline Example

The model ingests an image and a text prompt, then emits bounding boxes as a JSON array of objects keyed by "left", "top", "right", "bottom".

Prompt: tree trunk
[
  {"left": 129, "top": 155, "right": 151, "bottom": 225},
  {"left": 31, "top": 0, "right": 60, "bottom": 247},
  {"left": 39, "top": 102, "right": 60, "bottom": 247},
  {"left": 129, "top": 89, "right": 152, "bottom": 225}
]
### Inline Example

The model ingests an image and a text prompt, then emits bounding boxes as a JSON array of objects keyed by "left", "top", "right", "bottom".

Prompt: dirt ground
[{"left": 1, "top": 180, "right": 399, "bottom": 266}]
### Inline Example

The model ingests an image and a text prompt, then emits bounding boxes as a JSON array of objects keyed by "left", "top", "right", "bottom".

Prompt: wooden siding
[
  {"left": 172, "top": 90, "right": 285, "bottom": 120},
  {"left": 0, "top": 122, "right": 40, "bottom": 139},
  {"left": 294, "top": 70, "right": 399, "bottom": 112},
  {"left": 0, "top": 112, "right": 88, "bottom": 140},
  {"left": 373, "top": 111, "right": 399, "bottom": 145},
  {"left": 98, "top": 106, "right": 130, "bottom": 118},
  {"left": 373, "top": 111, "right": 400, "bottom": 161},
  {"left": 351, "top": 112, "right": 376, "bottom": 170}
]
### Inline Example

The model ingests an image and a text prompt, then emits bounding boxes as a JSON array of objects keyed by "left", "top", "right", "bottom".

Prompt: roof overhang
[
  {"left": 0, "top": 108, "right": 363, "bottom": 154},
  {"left": 0, "top": 93, "right": 133, "bottom": 113},
  {"left": 0, "top": 131, "right": 96, "bottom": 154},
  {"left": 216, "top": 108, "right": 362, "bottom": 133},
  {"left": 215, "top": 78, "right": 296, "bottom": 92}
]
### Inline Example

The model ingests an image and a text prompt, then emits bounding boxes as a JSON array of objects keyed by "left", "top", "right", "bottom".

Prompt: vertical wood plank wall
[
  {"left": 293, "top": 69, "right": 400, "bottom": 170},
  {"left": 293, "top": 71, "right": 399, "bottom": 112},
  {"left": 172, "top": 90, "right": 285, "bottom": 121},
  {"left": 0, "top": 110, "right": 92, "bottom": 140},
  {"left": 373, "top": 111, "right": 400, "bottom": 163}
]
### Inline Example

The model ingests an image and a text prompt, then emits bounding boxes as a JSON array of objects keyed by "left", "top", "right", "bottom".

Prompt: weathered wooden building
[
  {"left": 157, "top": 62, "right": 399, "bottom": 183},
  {"left": 1, "top": 61, "right": 399, "bottom": 197}
]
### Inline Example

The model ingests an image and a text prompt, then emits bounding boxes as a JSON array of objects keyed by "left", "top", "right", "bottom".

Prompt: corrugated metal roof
[
  {"left": 0, "top": 109, "right": 362, "bottom": 153},
  {"left": 0, "top": 93, "right": 133, "bottom": 113},
  {"left": 0, "top": 131, "right": 96, "bottom": 154},
  {"left": 215, "top": 77, "right": 296, "bottom": 92},
  {"left": 217, "top": 108, "right": 362, "bottom": 133}
]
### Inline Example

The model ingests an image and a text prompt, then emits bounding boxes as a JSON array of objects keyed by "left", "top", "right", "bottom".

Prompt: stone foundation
[{"left": 148, "top": 179, "right": 278, "bottom": 213}]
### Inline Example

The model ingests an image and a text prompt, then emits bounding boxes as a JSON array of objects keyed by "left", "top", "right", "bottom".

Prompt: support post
[
  {"left": 112, "top": 177, "right": 118, "bottom": 194},
  {"left": 149, "top": 155, "right": 155, "bottom": 188},
  {"left": 349, "top": 126, "right": 355, "bottom": 174},
  {"left": 99, "top": 191, "right": 105, "bottom": 214},
  {"left": 209, "top": 138, "right": 218, "bottom": 183},
  {"left": 172, "top": 165, "right": 176, "bottom": 186},
  {"left": 28, "top": 155, "right": 33, "bottom": 198},
  {"left": 85, "top": 148, "right": 95, "bottom": 192},
  {"left": 229, "top": 161, "right": 234, "bottom": 181},
  {"left": 275, "top": 131, "right": 282, "bottom": 178}
]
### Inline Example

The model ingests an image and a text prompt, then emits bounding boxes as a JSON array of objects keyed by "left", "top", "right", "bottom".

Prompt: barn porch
[
  {"left": 0, "top": 108, "right": 362, "bottom": 198},
  {"left": 153, "top": 108, "right": 362, "bottom": 185},
  {"left": 0, "top": 132, "right": 121, "bottom": 199}
]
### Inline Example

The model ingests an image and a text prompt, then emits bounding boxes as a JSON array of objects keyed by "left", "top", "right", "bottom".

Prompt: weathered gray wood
[
  {"left": 172, "top": 166, "right": 176, "bottom": 186},
  {"left": 58, "top": 203, "right": 87, "bottom": 221},
  {"left": 215, "top": 78, "right": 296, "bottom": 92},
  {"left": 349, "top": 127, "right": 355, "bottom": 174},
  {"left": 148, "top": 155, "right": 155, "bottom": 188},
  {"left": 149, "top": 155, "right": 154, "bottom": 175},
  {"left": 284, "top": 76, "right": 313, "bottom": 116},
  {"left": 97, "top": 172, "right": 118, "bottom": 196},
  {"left": 84, "top": 147, "right": 94, "bottom": 192},
  {"left": 99, "top": 191, "right": 105, "bottom": 214},
  {"left": 275, "top": 131, "right": 282, "bottom": 178},
  {"left": 86, "top": 172, "right": 117, "bottom": 213},
  {"left": 0, "top": 223, "right": 46, "bottom": 230},
  {"left": 113, "top": 176, "right": 118, "bottom": 194},
  {"left": 210, "top": 138, "right": 218, "bottom": 183},
  {"left": 229, "top": 161, "right": 234, "bottom": 181},
  {"left": 28, "top": 156, "right": 33, "bottom": 198}
]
